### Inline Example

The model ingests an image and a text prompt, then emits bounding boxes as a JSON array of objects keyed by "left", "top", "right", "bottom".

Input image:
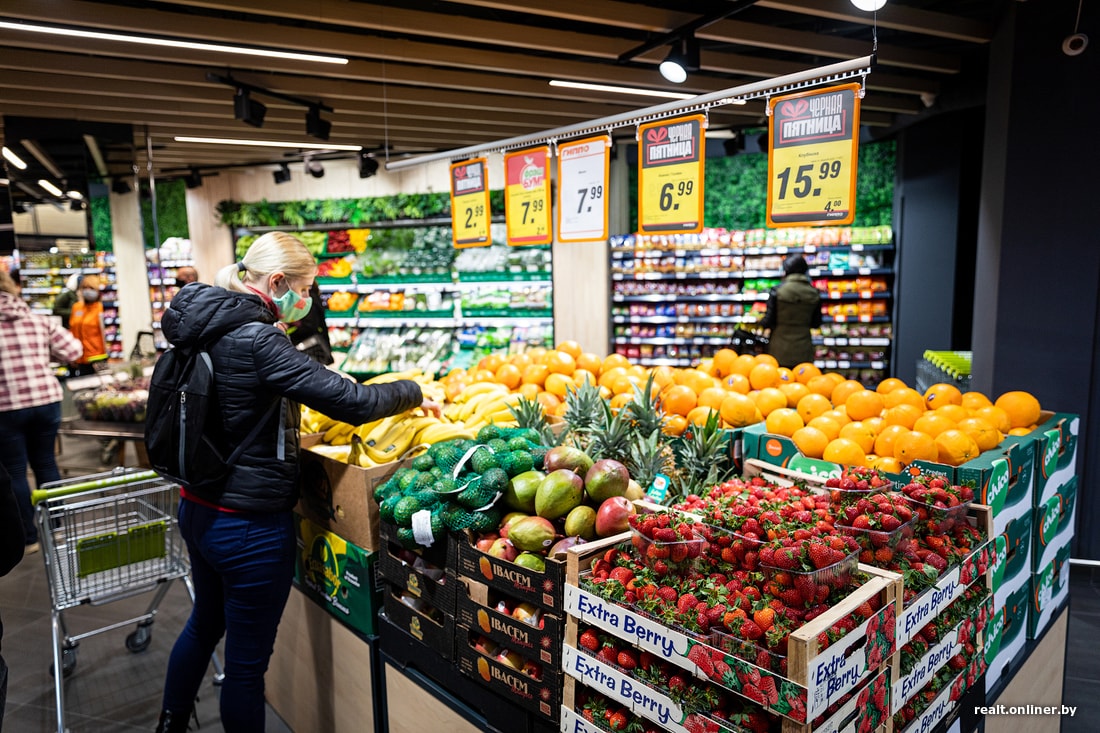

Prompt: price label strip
[
  {"left": 450, "top": 157, "right": 491, "bottom": 248},
  {"left": 637, "top": 114, "right": 705, "bottom": 234},
  {"left": 767, "top": 83, "right": 861, "bottom": 226},
  {"left": 557, "top": 135, "right": 610, "bottom": 242},
  {"left": 504, "top": 146, "right": 552, "bottom": 246}
]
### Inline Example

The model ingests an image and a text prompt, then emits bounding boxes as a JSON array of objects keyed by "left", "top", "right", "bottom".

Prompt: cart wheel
[
  {"left": 213, "top": 673, "right": 225, "bottom": 687},
  {"left": 50, "top": 647, "right": 78, "bottom": 678},
  {"left": 126, "top": 625, "right": 152, "bottom": 653}
]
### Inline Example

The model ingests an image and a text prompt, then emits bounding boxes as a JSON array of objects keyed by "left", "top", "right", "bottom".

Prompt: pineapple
[
  {"left": 672, "top": 410, "right": 733, "bottom": 499},
  {"left": 625, "top": 374, "right": 666, "bottom": 438},
  {"left": 587, "top": 401, "right": 633, "bottom": 463},
  {"left": 563, "top": 378, "right": 604, "bottom": 449},
  {"left": 627, "top": 429, "right": 677, "bottom": 496},
  {"left": 509, "top": 397, "right": 546, "bottom": 432}
]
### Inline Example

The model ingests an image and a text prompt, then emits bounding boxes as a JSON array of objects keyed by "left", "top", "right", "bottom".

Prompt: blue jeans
[
  {"left": 0, "top": 402, "right": 62, "bottom": 545},
  {"left": 164, "top": 499, "right": 295, "bottom": 732}
]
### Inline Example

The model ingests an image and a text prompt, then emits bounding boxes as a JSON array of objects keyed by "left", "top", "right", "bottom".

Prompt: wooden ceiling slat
[{"left": 756, "top": 0, "right": 994, "bottom": 43}]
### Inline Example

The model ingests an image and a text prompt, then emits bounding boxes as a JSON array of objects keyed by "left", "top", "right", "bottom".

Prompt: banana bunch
[
  {"left": 444, "top": 382, "right": 523, "bottom": 430},
  {"left": 360, "top": 368, "right": 446, "bottom": 403}
]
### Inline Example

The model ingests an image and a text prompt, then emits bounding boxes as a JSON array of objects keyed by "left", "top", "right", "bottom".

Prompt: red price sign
[
  {"left": 637, "top": 115, "right": 705, "bottom": 234},
  {"left": 450, "top": 158, "right": 491, "bottom": 248}
]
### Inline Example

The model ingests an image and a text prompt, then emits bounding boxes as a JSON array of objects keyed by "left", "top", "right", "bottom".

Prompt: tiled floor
[{"left": 1, "top": 435, "right": 290, "bottom": 732}]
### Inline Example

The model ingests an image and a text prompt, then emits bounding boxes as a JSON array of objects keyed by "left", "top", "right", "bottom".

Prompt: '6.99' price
[
  {"left": 659, "top": 180, "right": 693, "bottom": 211},
  {"left": 774, "top": 160, "right": 843, "bottom": 200}
]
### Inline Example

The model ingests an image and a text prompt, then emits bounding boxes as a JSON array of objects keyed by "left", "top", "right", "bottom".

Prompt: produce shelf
[
  {"left": 814, "top": 359, "right": 888, "bottom": 370},
  {"left": 612, "top": 315, "right": 758, "bottom": 324},
  {"left": 821, "top": 315, "right": 891, "bottom": 324},
  {"left": 609, "top": 243, "right": 893, "bottom": 257},
  {"left": 319, "top": 281, "right": 457, "bottom": 293},
  {"left": 814, "top": 337, "right": 892, "bottom": 347},
  {"left": 612, "top": 293, "right": 764, "bottom": 303},
  {"left": 457, "top": 271, "right": 551, "bottom": 282},
  {"left": 357, "top": 274, "right": 455, "bottom": 285},
  {"left": 612, "top": 336, "right": 733, "bottom": 346},
  {"left": 461, "top": 308, "right": 553, "bottom": 318}
]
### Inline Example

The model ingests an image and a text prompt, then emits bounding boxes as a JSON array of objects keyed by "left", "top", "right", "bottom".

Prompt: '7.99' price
[
  {"left": 576, "top": 185, "right": 603, "bottom": 214},
  {"left": 659, "top": 180, "right": 693, "bottom": 211}
]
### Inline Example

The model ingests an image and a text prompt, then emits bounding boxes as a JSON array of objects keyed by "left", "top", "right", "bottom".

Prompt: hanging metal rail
[{"left": 384, "top": 55, "right": 874, "bottom": 171}]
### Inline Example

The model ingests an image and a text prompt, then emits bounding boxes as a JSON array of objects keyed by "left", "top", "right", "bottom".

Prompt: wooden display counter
[{"left": 985, "top": 609, "right": 1069, "bottom": 733}]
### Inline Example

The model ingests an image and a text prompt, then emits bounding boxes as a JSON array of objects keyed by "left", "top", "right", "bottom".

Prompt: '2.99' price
[
  {"left": 658, "top": 180, "right": 693, "bottom": 211},
  {"left": 464, "top": 204, "right": 485, "bottom": 228},
  {"left": 774, "top": 160, "right": 843, "bottom": 200}
]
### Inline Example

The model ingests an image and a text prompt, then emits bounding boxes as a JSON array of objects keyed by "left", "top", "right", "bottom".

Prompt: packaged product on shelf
[{"left": 341, "top": 327, "right": 456, "bottom": 375}]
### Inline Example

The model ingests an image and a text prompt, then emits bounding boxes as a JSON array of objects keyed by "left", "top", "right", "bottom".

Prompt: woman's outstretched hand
[{"left": 419, "top": 399, "right": 443, "bottom": 419}]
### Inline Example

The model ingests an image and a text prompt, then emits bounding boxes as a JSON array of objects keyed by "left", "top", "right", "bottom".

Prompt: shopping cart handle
[{"left": 31, "top": 470, "right": 163, "bottom": 504}]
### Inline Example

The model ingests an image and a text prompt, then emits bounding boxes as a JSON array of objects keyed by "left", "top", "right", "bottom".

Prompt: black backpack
[{"left": 144, "top": 335, "right": 274, "bottom": 490}]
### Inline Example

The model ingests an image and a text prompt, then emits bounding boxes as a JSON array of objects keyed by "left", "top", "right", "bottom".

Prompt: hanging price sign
[
  {"left": 504, "top": 146, "right": 551, "bottom": 246},
  {"left": 557, "top": 136, "right": 610, "bottom": 242},
  {"left": 767, "top": 83, "right": 861, "bottom": 227},
  {"left": 638, "top": 114, "right": 705, "bottom": 234},
  {"left": 450, "top": 158, "right": 491, "bottom": 247}
]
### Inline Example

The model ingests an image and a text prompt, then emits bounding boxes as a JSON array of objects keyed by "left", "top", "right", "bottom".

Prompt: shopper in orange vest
[{"left": 68, "top": 273, "right": 108, "bottom": 376}]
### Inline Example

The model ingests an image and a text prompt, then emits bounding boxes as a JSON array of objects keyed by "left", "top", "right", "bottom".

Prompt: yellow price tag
[
  {"left": 638, "top": 114, "right": 705, "bottom": 234},
  {"left": 767, "top": 83, "right": 861, "bottom": 227},
  {"left": 504, "top": 146, "right": 551, "bottom": 246},
  {"left": 450, "top": 158, "right": 491, "bottom": 248}
]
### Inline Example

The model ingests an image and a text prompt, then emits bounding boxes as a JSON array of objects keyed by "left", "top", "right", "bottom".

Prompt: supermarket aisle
[
  {"left": 1063, "top": 565, "right": 1100, "bottom": 732},
  {"left": 0, "top": 436, "right": 290, "bottom": 732}
]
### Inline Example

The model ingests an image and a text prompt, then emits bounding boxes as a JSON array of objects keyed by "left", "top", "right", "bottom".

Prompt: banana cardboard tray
[{"left": 297, "top": 432, "right": 411, "bottom": 552}]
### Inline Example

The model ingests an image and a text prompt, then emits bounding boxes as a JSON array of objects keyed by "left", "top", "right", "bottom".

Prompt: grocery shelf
[
  {"left": 613, "top": 336, "right": 733, "bottom": 346},
  {"left": 20, "top": 267, "right": 85, "bottom": 275},
  {"left": 462, "top": 308, "right": 552, "bottom": 318},
  {"left": 814, "top": 336, "right": 892, "bottom": 347},
  {"left": 611, "top": 272, "right": 745, "bottom": 281},
  {"left": 824, "top": 290, "right": 892, "bottom": 300},
  {"left": 612, "top": 293, "right": 763, "bottom": 303},
  {"left": 609, "top": 243, "right": 893, "bottom": 257},
  {"left": 809, "top": 267, "right": 893, "bottom": 277},
  {"left": 20, "top": 287, "right": 63, "bottom": 294},
  {"left": 814, "top": 359, "right": 887, "bottom": 370},
  {"left": 612, "top": 315, "right": 758, "bottom": 324},
  {"left": 319, "top": 281, "right": 457, "bottom": 293},
  {"left": 457, "top": 271, "right": 552, "bottom": 282},
  {"left": 356, "top": 317, "right": 460, "bottom": 328},
  {"left": 632, "top": 357, "right": 695, "bottom": 366},
  {"left": 462, "top": 316, "right": 553, "bottom": 326},
  {"left": 821, "top": 315, "right": 891, "bottom": 324}
]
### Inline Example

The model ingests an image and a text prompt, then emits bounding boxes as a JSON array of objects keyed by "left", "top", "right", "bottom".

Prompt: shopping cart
[{"left": 32, "top": 468, "right": 224, "bottom": 733}]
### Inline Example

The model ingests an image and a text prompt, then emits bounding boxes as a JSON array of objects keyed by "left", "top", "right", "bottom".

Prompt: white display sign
[{"left": 557, "top": 136, "right": 610, "bottom": 242}]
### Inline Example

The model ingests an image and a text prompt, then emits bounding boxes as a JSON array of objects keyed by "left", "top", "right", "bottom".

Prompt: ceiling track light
[
  {"left": 2, "top": 146, "right": 28, "bottom": 170},
  {"left": 850, "top": 0, "right": 887, "bottom": 10},
  {"left": 306, "top": 106, "right": 332, "bottom": 141},
  {"left": 304, "top": 156, "right": 325, "bottom": 179},
  {"left": 184, "top": 168, "right": 203, "bottom": 189},
  {"left": 358, "top": 150, "right": 380, "bottom": 179},
  {"left": 233, "top": 87, "right": 267, "bottom": 128},
  {"left": 38, "top": 179, "right": 64, "bottom": 197},
  {"left": 273, "top": 163, "right": 292, "bottom": 184},
  {"left": 659, "top": 35, "right": 700, "bottom": 84},
  {"left": 111, "top": 177, "right": 132, "bottom": 195}
]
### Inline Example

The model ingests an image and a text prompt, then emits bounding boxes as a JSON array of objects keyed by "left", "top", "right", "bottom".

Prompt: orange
[
  {"left": 527, "top": 346, "right": 548, "bottom": 361},
  {"left": 517, "top": 383, "right": 539, "bottom": 400},
  {"left": 885, "top": 387, "right": 927, "bottom": 411},
  {"left": 698, "top": 387, "right": 729, "bottom": 411},
  {"left": 610, "top": 373, "right": 637, "bottom": 396},
  {"left": 776, "top": 367, "right": 795, "bottom": 384},
  {"left": 749, "top": 363, "right": 780, "bottom": 390},
  {"left": 935, "top": 429, "right": 980, "bottom": 466},
  {"left": 508, "top": 353, "right": 533, "bottom": 369},
  {"left": 687, "top": 406, "right": 719, "bottom": 426},
  {"left": 934, "top": 404, "right": 970, "bottom": 424},
  {"left": 820, "top": 408, "right": 851, "bottom": 427},
  {"left": 876, "top": 377, "right": 907, "bottom": 394},
  {"left": 544, "top": 350, "right": 576, "bottom": 376},
  {"left": 823, "top": 372, "right": 846, "bottom": 388},
  {"left": 522, "top": 363, "right": 549, "bottom": 387},
  {"left": 960, "top": 391, "right": 993, "bottom": 411},
  {"left": 752, "top": 388, "right": 788, "bottom": 417},
  {"left": 863, "top": 416, "right": 884, "bottom": 435},
  {"left": 478, "top": 354, "right": 505, "bottom": 373},
  {"left": 731, "top": 354, "right": 757, "bottom": 378},
  {"left": 753, "top": 353, "right": 779, "bottom": 368},
  {"left": 471, "top": 368, "right": 496, "bottom": 383},
  {"left": 720, "top": 393, "right": 758, "bottom": 428},
  {"left": 994, "top": 391, "right": 1042, "bottom": 429},
  {"left": 597, "top": 366, "right": 627, "bottom": 391},
  {"left": 545, "top": 373, "right": 575, "bottom": 399},
  {"left": 576, "top": 352, "right": 602, "bottom": 374},
  {"left": 555, "top": 340, "right": 582, "bottom": 359},
  {"left": 839, "top": 421, "right": 876, "bottom": 454},
  {"left": 823, "top": 438, "right": 866, "bottom": 467},
  {"left": 874, "top": 424, "right": 910, "bottom": 458},
  {"left": 1008, "top": 427, "right": 1034, "bottom": 436},
  {"left": 609, "top": 392, "right": 632, "bottom": 412},
  {"left": 650, "top": 366, "right": 676, "bottom": 391},
  {"left": 807, "top": 375, "right": 837, "bottom": 400},
  {"left": 664, "top": 385, "right": 698, "bottom": 417},
  {"left": 600, "top": 353, "right": 630, "bottom": 375},
  {"left": 793, "top": 362, "right": 822, "bottom": 385},
  {"left": 627, "top": 364, "right": 648, "bottom": 381},
  {"left": 573, "top": 369, "right": 597, "bottom": 387},
  {"left": 845, "top": 390, "right": 885, "bottom": 421},
  {"left": 873, "top": 456, "right": 903, "bottom": 474},
  {"left": 797, "top": 393, "right": 833, "bottom": 423},
  {"left": 893, "top": 431, "right": 938, "bottom": 463},
  {"left": 535, "top": 392, "right": 561, "bottom": 411},
  {"left": 957, "top": 417, "right": 1002, "bottom": 452},
  {"left": 923, "top": 383, "right": 963, "bottom": 410},
  {"left": 765, "top": 408, "right": 804, "bottom": 437},
  {"left": 723, "top": 373, "right": 751, "bottom": 395},
  {"left": 494, "top": 363, "right": 522, "bottom": 390},
  {"left": 807, "top": 416, "right": 842, "bottom": 441},
  {"left": 973, "top": 405, "right": 1012, "bottom": 434},
  {"left": 663, "top": 414, "right": 689, "bottom": 437},
  {"left": 779, "top": 382, "right": 811, "bottom": 408},
  {"left": 444, "top": 379, "right": 470, "bottom": 402},
  {"left": 882, "top": 403, "right": 923, "bottom": 429},
  {"left": 912, "top": 413, "right": 956, "bottom": 439},
  {"left": 681, "top": 369, "right": 716, "bottom": 395},
  {"left": 830, "top": 380, "right": 865, "bottom": 409},
  {"left": 792, "top": 426, "right": 830, "bottom": 459},
  {"left": 713, "top": 349, "right": 739, "bottom": 378}
]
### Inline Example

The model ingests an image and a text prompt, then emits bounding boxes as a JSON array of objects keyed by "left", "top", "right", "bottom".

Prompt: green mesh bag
[
  {"left": 476, "top": 425, "right": 503, "bottom": 443},
  {"left": 469, "top": 508, "right": 502, "bottom": 533},
  {"left": 411, "top": 454, "right": 435, "bottom": 472},
  {"left": 498, "top": 450, "right": 534, "bottom": 478}
]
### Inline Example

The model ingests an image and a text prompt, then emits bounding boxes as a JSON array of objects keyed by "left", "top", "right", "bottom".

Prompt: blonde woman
[
  {"left": 154, "top": 232, "right": 440, "bottom": 732},
  {"left": 68, "top": 272, "right": 108, "bottom": 375}
]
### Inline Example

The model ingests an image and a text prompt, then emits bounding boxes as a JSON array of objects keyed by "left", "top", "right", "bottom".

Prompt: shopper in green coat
[{"left": 759, "top": 254, "right": 822, "bottom": 368}]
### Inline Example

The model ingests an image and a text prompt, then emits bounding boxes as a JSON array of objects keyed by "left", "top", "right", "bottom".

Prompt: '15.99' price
[
  {"left": 659, "top": 180, "right": 693, "bottom": 211},
  {"left": 774, "top": 160, "right": 843, "bottom": 200}
]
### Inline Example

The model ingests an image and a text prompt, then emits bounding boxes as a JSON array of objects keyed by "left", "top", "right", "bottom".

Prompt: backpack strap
[{"left": 224, "top": 398, "right": 280, "bottom": 466}]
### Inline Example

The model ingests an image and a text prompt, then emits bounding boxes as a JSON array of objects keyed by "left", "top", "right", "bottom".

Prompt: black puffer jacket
[{"left": 161, "top": 284, "right": 423, "bottom": 512}]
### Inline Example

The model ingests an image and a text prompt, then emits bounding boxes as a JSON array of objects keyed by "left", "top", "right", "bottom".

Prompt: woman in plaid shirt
[{"left": 0, "top": 269, "right": 83, "bottom": 552}]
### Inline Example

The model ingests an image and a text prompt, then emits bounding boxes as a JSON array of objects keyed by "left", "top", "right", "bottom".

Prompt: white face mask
[{"left": 82, "top": 289, "right": 100, "bottom": 302}]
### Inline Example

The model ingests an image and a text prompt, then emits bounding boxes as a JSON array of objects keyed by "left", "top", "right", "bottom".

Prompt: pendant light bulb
[{"left": 850, "top": 0, "right": 887, "bottom": 11}]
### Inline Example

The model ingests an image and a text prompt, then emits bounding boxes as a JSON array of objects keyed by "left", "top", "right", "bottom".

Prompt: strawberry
[
  {"left": 855, "top": 601, "right": 874, "bottom": 620},
  {"left": 609, "top": 567, "right": 635, "bottom": 584},
  {"left": 579, "top": 629, "right": 600, "bottom": 651},
  {"left": 607, "top": 710, "right": 629, "bottom": 730},
  {"left": 597, "top": 646, "right": 618, "bottom": 666},
  {"left": 617, "top": 650, "right": 638, "bottom": 670},
  {"left": 677, "top": 593, "right": 699, "bottom": 614},
  {"left": 753, "top": 607, "right": 775, "bottom": 631},
  {"left": 740, "top": 619, "right": 763, "bottom": 641},
  {"left": 808, "top": 543, "right": 834, "bottom": 569}
]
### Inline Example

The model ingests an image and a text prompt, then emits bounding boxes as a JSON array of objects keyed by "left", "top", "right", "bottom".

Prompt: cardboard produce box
[
  {"left": 991, "top": 509, "right": 1032, "bottom": 609},
  {"left": 382, "top": 585, "right": 456, "bottom": 661},
  {"left": 1027, "top": 412, "right": 1080, "bottom": 508},
  {"left": 456, "top": 577, "right": 564, "bottom": 667},
  {"left": 1028, "top": 543, "right": 1070, "bottom": 639},
  {"left": 455, "top": 631, "right": 560, "bottom": 722},
  {"left": 294, "top": 513, "right": 381, "bottom": 637},
  {"left": 456, "top": 532, "right": 567, "bottom": 613},
  {"left": 985, "top": 579, "right": 1030, "bottom": 695},
  {"left": 378, "top": 521, "right": 459, "bottom": 616},
  {"left": 297, "top": 432, "right": 410, "bottom": 552},
  {"left": 1032, "top": 475, "right": 1077, "bottom": 572}
]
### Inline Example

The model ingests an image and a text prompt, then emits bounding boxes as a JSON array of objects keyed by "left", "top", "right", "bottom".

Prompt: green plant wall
[
  {"left": 89, "top": 195, "right": 113, "bottom": 251},
  {"left": 141, "top": 179, "right": 190, "bottom": 246}
]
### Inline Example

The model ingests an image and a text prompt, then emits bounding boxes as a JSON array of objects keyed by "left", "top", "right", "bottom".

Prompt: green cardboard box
[
  {"left": 955, "top": 435, "right": 1033, "bottom": 535},
  {"left": 985, "top": 578, "right": 1029, "bottom": 694},
  {"left": 1026, "top": 412, "right": 1079, "bottom": 508},
  {"left": 990, "top": 509, "right": 1032, "bottom": 608},
  {"left": 1032, "top": 476, "right": 1077, "bottom": 572},
  {"left": 294, "top": 512, "right": 381, "bottom": 637},
  {"left": 1027, "top": 543, "right": 1070, "bottom": 639}
]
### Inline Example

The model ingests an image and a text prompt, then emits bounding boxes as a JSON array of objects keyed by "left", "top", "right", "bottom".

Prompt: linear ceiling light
[
  {"left": 83, "top": 134, "right": 108, "bottom": 177},
  {"left": 38, "top": 179, "right": 64, "bottom": 197},
  {"left": 173, "top": 136, "right": 361, "bottom": 151},
  {"left": 0, "top": 20, "right": 349, "bottom": 64},
  {"left": 66, "top": 190, "right": 84, "bottom": 200},
  {"left": 21, "top": 139, "right": 65, "bottom": 179},
  {"left": 2, "top": 146, "right": 27, "bottom": 170},
  {"left": 549, "top": 80, "right": 696, "bottom": 101}
]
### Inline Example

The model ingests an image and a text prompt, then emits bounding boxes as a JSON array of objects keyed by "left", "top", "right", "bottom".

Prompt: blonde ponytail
[{"left": 215, "top": 232, "right": 317, "bottom": 293}]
